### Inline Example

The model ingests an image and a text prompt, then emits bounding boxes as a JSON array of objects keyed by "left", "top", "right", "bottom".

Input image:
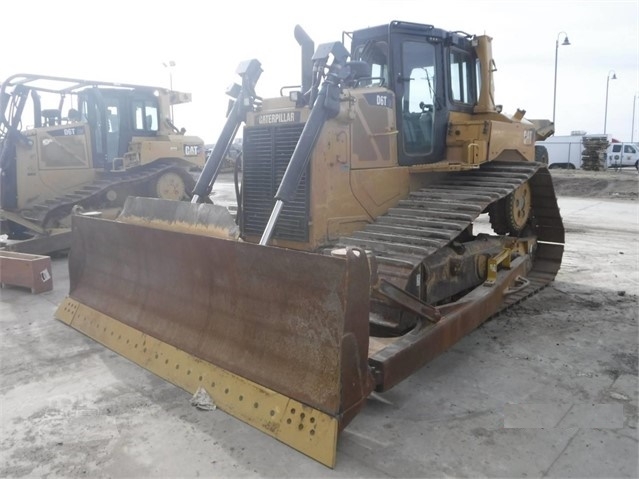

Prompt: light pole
[
  {"left": 163, "top": 60, "right": 176, "bottom": 122},
  {"left": 604, "top": 70, "right": 617, "bottom": 134},
  {"left": 552, "top": 31, "right": 570, "bottom": 127}
]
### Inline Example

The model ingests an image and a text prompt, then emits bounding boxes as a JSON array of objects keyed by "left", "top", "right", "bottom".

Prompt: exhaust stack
[{"left": 294, "top": 25, "right": 314, "bottom": 96}]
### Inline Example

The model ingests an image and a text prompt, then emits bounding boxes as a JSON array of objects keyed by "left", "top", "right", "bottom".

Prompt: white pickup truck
[{"left": 606, "top": 142, "right": 639, "bottom": 170}]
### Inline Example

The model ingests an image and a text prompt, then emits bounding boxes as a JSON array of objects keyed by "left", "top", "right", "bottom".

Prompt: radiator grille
[{"left": 241, "top": 123, "right": 309, "bottom": 242}]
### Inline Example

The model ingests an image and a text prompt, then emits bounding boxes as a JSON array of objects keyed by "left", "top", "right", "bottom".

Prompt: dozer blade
[
  {"left": 55, "top": 210, "right": 374, "bottom": 468},
  {"left": 116, "top": 196, "right": 240, "bottom": 239}
]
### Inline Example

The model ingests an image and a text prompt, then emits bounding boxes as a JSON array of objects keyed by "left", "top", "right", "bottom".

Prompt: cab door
[
  {"left": 390, "top": 32, "right": 446, "bottom": 165},
  {"left": 622, "top": 144, "right": 638, "bottom": 167},
  {"left": 99, "top": 91, "right": 130, "bottom": 166},
  {"left": 80, "top": 88, "right": 108, "bottom": 169}
]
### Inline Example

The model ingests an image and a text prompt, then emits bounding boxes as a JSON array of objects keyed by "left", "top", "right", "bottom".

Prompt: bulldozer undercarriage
[
  {"left": 335, "top": 161, "right": 563, "bottom": 391},
  {"left": 8, "top": 161, "right": 195, "bottom": 238},
  {"left": 56, "top": 160, "right": 563, "bottom": 467}
]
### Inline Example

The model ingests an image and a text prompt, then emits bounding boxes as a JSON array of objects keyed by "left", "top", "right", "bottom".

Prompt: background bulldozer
[
  {"left": 56, "top": 22, "right": 564, "bottom": 468},
  {"left": 0, "top": 74, "right": 205, "bottom": 254}
]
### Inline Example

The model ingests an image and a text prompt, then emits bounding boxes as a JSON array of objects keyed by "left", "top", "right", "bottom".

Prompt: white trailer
[
  {"left": 538, "top": 134, "right": 587, "bottom": 169},
  {"left": 537, "top": 132, "right": 621, "bottom": 170}
]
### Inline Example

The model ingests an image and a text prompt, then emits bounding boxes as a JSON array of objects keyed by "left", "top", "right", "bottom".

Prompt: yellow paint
[
  {"left": 55, "top": 298, "right": 339, "bottom": 468},
  {"left": 485, "top": 247, "right": 512, "bottom": 284}
]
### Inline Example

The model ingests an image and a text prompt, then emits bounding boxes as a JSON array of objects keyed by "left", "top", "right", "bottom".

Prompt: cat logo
[{"left": 184, "top": 145, "right": 200, "bottom": 156}]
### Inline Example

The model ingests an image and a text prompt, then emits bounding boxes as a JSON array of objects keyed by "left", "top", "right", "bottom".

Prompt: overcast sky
[{"left": 3, "top": 0, "right": 638, "bottom": 143}]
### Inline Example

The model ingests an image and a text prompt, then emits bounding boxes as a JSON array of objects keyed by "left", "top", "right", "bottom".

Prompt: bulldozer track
[
  {"left": 20, "top": 160, "right": 194, "bottom": 229},
  {"left": 337, "top": 161, "right": 564, "bottom": 311}
]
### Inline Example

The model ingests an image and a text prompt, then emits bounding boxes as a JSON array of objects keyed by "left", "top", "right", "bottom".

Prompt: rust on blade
[{"left": 67, "top": 214, "right": 374, "bottom": 420}]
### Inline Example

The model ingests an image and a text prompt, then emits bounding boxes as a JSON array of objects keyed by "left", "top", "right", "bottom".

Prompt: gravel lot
[{"left": 1, "top": 169, "right": 637, "bottom": 478}]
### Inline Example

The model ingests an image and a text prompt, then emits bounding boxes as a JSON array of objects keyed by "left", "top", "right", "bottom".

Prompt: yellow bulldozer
[
  {"left": 0, "top": 74, "right": 205, "bottom": 254},
  {"left": 55, "top": 22, "right": 564, "bottom": 467}
]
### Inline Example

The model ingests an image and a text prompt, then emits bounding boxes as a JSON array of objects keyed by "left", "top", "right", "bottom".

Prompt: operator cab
[
  {"left": 79, "top": 87, "right": 160, "bottom": 170},
  {"left": 351, "top": 21, "right": 478, "bottom": 166}
]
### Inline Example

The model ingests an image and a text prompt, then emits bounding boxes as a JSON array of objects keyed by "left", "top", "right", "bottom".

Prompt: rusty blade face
[{"left": 68, "top": 214, "right": 373, "bottom": 419}]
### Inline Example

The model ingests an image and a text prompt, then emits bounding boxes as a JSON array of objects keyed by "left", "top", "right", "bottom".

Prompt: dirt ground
[
  {"left": 549, "top": 167, "right": 638, "bottom": 199},
  {"left": 0, "top": 169, "right": 637, "bottom": 478}
]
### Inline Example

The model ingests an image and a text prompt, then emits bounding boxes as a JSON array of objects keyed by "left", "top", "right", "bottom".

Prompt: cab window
[
  {"left": 354, "top": 41, "right": 389, "bottom": 86},
  {"left": 133, "top": 100, "right": 158, "bottom": 132},
  {"left": 623, "top": 144, "right": 636, "bottom": 153},
  {"left": 401, "top": 41, "right": 436, "bottom": 155},
  {"left": 450, "top": 49, "right": 474, "bottom": 104},
  {"left": 106, "top": 105, "right": 120, "bottom": 133}
]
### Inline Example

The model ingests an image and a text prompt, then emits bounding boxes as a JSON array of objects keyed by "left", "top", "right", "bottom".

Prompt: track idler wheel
[
  {"left": 489, "top": 182, "right": 532, "bottom": 235},
  {"left": 150, "top": 169, "right": 195, "bottom": 201}
]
